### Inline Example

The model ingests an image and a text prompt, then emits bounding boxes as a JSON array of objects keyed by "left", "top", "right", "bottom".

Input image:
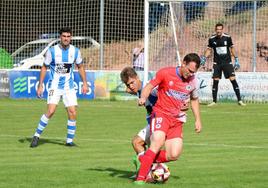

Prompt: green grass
[{"left": 0, "top": 99, "right": 267, "bottom": 188}]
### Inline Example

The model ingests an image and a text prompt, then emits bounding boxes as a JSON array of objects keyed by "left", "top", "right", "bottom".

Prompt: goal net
[{"left": 144, "top": 0, "right": 268, "bottom": 82}]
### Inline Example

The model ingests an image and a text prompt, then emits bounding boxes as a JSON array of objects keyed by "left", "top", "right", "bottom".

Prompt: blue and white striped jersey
[{"left": 44, "top": 44, "right": 82, "bottom": 90}]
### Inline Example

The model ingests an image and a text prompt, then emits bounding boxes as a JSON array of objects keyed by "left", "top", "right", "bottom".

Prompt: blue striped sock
[
  {"left": 66, "top": 120, "right": 76, "bottom": 143},
  {"left": 34, "top": 114, "right": 49, "bottom": 137}
]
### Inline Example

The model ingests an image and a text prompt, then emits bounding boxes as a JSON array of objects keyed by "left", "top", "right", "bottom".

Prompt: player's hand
[
  {"left": 138, "top": 97, "right": 146, "bottom": 106},
  {"left": 81, "top": 83, "right": 89, "bottom": 95},
  {"left": 195, "top": 120, "right": 202, "bottom": 133},
  {"left": 233, "top": 57, "right": 240, "bottom": 70},
  {"left": 37, "top": 84, "right": 44, "bottom": 98},
  {"left": 200, "top": 55, "right": 206, "bottom": 66}
]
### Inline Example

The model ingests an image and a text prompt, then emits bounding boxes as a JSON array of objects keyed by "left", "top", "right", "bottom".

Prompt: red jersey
[{"left": 150, "top": 67, "right": 198, "bottom": 117}]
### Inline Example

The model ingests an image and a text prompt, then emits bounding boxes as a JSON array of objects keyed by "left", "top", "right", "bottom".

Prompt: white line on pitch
[{"left": 0, "top": 134, "right": 267, "bottom": 149}]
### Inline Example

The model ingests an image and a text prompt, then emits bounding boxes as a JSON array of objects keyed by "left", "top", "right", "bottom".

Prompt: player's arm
[
  {"left": 37, "top": 64, "right": 47, "bottom": 98},
  {"left": 230, "top": 46, "right": 240, "bottom": 70},
  {"left": 201, "top": 47, "right": 212, "bottom": 66},
  {"left": 230, "top": 46, "right": 237, "bottom": 58},
  {"left": 190, "top": 97, "right": 202, "bottom": 133},
  {"left": 77, "top": 63, "right": 89, "bottom": 95},
  {"left": 204, "top": 47, "right": 212, "bottom": 58},
  {"left": 138, "top": 83, "right": 154, "bottom": 106}
]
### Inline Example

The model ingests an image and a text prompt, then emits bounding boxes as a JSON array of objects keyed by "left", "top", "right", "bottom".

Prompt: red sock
[
  {"left": 154, "top": 150, "right": 168, "bottom": 163},
  {"left": 136, "top": 149, "right": 156, "bottom": 181}
]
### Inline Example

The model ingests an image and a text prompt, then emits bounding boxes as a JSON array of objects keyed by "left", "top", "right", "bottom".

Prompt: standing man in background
[
  {"left": 201, "top": 23, "right": 246, "bottom": 106},
  {"left": 132, "top": 43, "right": 145, "bottom": 71},
  {"left": 30, "top": 27, "right": 89, "bottom": 148}
]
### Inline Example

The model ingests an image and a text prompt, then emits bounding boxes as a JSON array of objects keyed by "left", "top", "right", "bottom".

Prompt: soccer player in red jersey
[{"left": 134, "top": 53, "right": 202, "bottom": 184}]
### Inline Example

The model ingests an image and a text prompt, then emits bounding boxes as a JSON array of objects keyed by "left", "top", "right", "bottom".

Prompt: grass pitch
[{"left": 0, "top": 99, "right": 267, "bottom": 188}]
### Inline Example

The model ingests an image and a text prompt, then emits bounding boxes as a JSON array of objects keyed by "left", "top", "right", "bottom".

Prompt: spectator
[{"left": 132, "top": 43, "right": 144, "bottom": 71}]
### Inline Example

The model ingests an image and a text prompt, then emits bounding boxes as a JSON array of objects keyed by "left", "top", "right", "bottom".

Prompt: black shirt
[{"left": 208, "top": 33, "right": 233, "bottom": 64}]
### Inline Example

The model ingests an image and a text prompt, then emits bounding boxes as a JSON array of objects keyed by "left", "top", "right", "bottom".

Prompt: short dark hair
[
  {"left": 183, "top": 53, "right": 201, "bottom": 69},
  {"left": 59, "top": 27, "right": 72, "bottom": 35},
  {"left": 215, "top": 23, "right": 224, "bottom": 28},
  {"left": 120, "top": 67, "right": 137, "bottom": 84}
]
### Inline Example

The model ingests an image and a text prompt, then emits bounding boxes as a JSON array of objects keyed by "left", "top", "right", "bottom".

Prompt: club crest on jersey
[
  {"left": 155, "top": 124, "right": 161, "bottom": 129},
  {"left": 224, "top": 41, "right": 227, "bottom": 45},
  {"left": 186, "top": 85, "right": 192, "bottom": 91},
  {"left": 169, "top": 81, "right": 174, "bottom": 86}
]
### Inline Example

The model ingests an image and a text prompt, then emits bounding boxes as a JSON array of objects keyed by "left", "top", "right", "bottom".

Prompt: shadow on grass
[
  {"left": 18, "top": 137, "right": 66, "bottom": 147},
  {"left": 87, "top": 167, "right": 134, "bottom": 180},
  {"left": 87, "top": 167, "right": 181, "bottom": 181}
]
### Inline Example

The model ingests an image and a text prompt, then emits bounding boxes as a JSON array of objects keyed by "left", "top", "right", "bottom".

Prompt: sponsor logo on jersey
[{"left": 166, "top": 89, "right": 189, "bottom": 100}]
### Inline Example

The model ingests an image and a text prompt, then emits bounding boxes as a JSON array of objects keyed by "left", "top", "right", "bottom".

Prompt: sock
[
  {"left": 34, "top": 114, "right": 49, "bottom": 137},
  {"left": 231, "top": 79, "right": 241, "bottom": 101},
  {"left": 212, "top": 80, "right": 219, "bottom": 103},
  {"left": 136, "top": 149, "right": 156, "bottom": 181},
  {"left": 154, "top": 150, "right": 168, "bottom": 163},
  {"left": 66, "top": 119, "right": 76, "bottom": 143}
]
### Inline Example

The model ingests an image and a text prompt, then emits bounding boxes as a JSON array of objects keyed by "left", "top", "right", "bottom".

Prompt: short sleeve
[
  {"left": 208, "top": 38, "right": 213, "bottom": 48},
  {"left": 44, "top": 48, "right": 53, "bottom": 66},
  {"left": 191, "top": 78, "right": 199, "bottom": 99},
  {"left": 228, "top": 36, "right": 234, "bottom": 47},
  {"left": 75, "top": 48, "right": 83, "bottom": 65},
  {"left": 150, "top": 68, "right": 165, "bottom": 87}
]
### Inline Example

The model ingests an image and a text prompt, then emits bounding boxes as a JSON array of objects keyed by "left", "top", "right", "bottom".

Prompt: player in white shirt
[{"left": 30, "top": 27, "right": 89, "bottom": 148}]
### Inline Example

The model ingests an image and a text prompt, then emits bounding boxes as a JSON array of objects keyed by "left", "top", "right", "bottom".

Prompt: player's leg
[
  {"left": 208, "top": 63, "right": 221, "bottom": 106},
  {"left": 64, "top": 89, "right": 78, "bottom": 146},
  {"left": 132, "top": 135, "right": 145, "bottom": 170},
  {"left": 224, "top": 64, "right": 246, "bottom": 106},
  {"left": 165, "top": 137, "right": 183, "bottom": 161},
  {"left": 135, "top": 130, "right": 165, "bottom": 183},
  {"left": 135, "top": 113, "right": 168, "bottom": 183},
  {"left": 154, "top": 122, "right": 183, "bottom": 163},
  {"left": 30, "top": 89, "right": 60, "bottom": 148}
]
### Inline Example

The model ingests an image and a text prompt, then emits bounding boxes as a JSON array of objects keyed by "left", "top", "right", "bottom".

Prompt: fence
[{"left": 0, "top": 0, "right": 267, "bottom": 72}]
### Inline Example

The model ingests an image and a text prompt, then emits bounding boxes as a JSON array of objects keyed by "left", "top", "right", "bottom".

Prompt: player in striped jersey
[{"left": 30, "top": 27, "right": 89, "bottom": 148}]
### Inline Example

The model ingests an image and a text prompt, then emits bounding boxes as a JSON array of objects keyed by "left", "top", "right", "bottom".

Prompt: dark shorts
[{"left": 212, "top": 62, "right": 235, "bottom": 79}]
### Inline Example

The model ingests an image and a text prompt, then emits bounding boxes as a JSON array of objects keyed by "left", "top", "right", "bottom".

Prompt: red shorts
[{"left": 150, "top": 111, "right": 183, "bottom": 140}]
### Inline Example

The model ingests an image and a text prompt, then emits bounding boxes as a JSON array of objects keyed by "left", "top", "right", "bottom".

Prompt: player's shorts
[
  {"left": 212, "top": 62, "right": 235, "bottom": 79},
  {"left": 137, "top": 124, "right": 151, "bottom": 146},
  {"left": 47, "top": 88, "right": 77, "bottom": 107},
  {"left": 150, "top": 111, "right": 183, "bottom": 140}
]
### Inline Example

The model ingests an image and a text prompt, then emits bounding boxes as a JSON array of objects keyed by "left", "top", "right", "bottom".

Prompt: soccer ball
[{"left": 145, "top": 163, "right": 170, "bottom": 183}]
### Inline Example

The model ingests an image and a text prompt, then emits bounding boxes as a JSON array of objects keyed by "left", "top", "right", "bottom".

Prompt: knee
[
  {"left": 68, "top": 109, "right": 77, "bottom": 118},
  {"left": 168, "top": 150, "right": 182, "bottom": 161},
  {"left": 46, "top": 110, "right": 55, "bottom": 118},
  {"left": 168, "top": 154, "right": 179, "bottom": 161},
  {"left": 132, "top": 136, "right": 145, "bottom": 148}
]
